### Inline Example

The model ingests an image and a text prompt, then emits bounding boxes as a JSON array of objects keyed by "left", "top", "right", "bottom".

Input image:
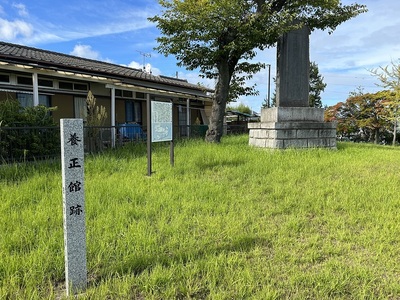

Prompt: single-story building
[{"left": 0, "top": 41, "right": 213, "bottom": 146}]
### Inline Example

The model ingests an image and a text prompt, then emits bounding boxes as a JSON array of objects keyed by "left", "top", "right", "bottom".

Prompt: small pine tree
[{"left": 309, "top": 62, "right": 327, "bottom": 108}]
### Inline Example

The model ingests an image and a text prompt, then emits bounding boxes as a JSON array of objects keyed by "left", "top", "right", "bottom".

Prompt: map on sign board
[{"left": 151, "top": 101, "right": 173, "bottom": 142}]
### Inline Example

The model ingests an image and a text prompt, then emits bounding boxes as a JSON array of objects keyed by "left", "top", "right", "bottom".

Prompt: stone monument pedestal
[{"left": 248, "top": 107, "right": 336, "bottom": 149}]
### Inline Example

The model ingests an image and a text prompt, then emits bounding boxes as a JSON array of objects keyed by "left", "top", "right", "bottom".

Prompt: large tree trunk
[
  {"left": 374, "top": 128, "right": 379, "bottom": 144},
  {"left": 393, "top": 118, "right": 397, "bottom": 146},
  {"left": 205, "top": 62, "right": 232, "bottom": 143}
]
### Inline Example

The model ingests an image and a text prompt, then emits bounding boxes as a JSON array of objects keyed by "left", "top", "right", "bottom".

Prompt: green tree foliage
[
  {"left": 369, "top": 60, "right": 400, "bottom": 145},
  {"left": 309, "top": 61, "right": 326, "bottom": 108},
  {"left": 150, "top": 0, "right": 366, "bottom": 142},
  {"left": 0, "top": 98, "right": 59, "bottom": 161},
  {"left": 325, "top": 90, "right": 394, "bottom": 144},
  {"left": 226, "top": 103, "right": 252, "bottom": 115},
  {"left": 227, "top": 73, "right": 260, "bottom": 103},
  {"left": 0, "top": 98, "right": 23, "bottom": 125},
  {"left": 0, "top": 98, "right": 57, "bottom": 127}
]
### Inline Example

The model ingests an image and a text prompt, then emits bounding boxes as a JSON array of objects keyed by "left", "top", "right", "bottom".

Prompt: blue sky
[{"left": 0, "top": 0, "right": 398, "bottom": 111}]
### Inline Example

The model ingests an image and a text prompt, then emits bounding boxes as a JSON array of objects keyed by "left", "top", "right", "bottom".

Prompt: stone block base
[{"left": 248, "top": 108, "right": 337, "bottom": 149}]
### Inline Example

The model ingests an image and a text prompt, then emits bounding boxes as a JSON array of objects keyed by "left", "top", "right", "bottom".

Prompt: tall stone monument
[{"left": 248, "top": 23, "right": 336, "bottom": 149}]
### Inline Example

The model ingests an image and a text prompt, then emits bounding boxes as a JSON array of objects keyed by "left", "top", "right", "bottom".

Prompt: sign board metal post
[
  {"left": 147, "top": 94, "right": 152, "bottom": 176},
  {"left": 170, "top": 99, "right": 174, "bottom": 167}
]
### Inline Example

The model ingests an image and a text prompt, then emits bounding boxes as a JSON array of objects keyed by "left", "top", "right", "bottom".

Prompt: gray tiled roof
[{"left": 0, "top": 41, "right": 211, "bottom": 93}]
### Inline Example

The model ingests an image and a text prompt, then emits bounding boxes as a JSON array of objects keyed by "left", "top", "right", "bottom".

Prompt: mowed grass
[{"left": 1, "top": 135, "right": 400, "bottom": 299}]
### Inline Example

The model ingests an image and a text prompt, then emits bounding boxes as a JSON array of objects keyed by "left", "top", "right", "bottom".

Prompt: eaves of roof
[{"left": 0, "top": 41, "right": 214, "bottom": 96}]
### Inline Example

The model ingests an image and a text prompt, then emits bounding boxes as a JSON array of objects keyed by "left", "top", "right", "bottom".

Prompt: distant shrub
[{"left": 0, "top": 98, "right": 59, "bottom": 162}]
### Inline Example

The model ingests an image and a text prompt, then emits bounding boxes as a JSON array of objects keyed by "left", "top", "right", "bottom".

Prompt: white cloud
[
  {"left": 0, "top": 2, "right": 157, "bottom": 45},
  {"left": 150, "top": 66, "right": 161, "bottom": 76},
  {"left": 12, "top": 3, "right": 28, "bottom": 17},
  {"left": 70, "top": 44, "right": 100, "bottom": 60},
  {"left": 127, "top": 61, "right": 161, "bottom": 76},
  {"left": 0, "top": 18, "right": 33, "bottom": 40},
  {"left": 127, "top": 61, "right": 142, "bottom": 70}
]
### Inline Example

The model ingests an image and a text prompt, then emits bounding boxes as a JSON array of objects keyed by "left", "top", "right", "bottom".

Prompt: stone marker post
[{"left": 60, "top": 119, "right": 87, "bottom": 295}]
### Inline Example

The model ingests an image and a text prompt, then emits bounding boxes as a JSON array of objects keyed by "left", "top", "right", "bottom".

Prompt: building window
[
  {"left": 59, "top": 81, "right": 88, "bottom": 91},
  {"left": 59, "top": 81, "right": 73, "bottom": 90},
  {"left": 125, "top": 101, "right": 142, "bottom": 124},
  {"left": 74, "top": 97, "right": 87, "bottom": 120},
  {"left": 115, "top": 89, "right": 133, "bottom": 98},
  {"left": 123, "top": 90, "right": 133, "bottom": 98},
  {"left": 178, "top": 105, "right": 190, "bottom": 136},
  {"left": 0, "top": 74, "right": 10, "bottom": 83},
  {"left": 136, "top": 92, "right": 146, "bottom": 99},
  {"left": 74, "top": 83, "right": 88, "bottom": 91},
  {"left": 17, "top": 93, "right": 51, "bottom": 107},
  {"left": 38, "top": 78, "right": 53, "bottom": 87},
  {"left": 17, "top": 76, "right": 33, "bottom": 86}
]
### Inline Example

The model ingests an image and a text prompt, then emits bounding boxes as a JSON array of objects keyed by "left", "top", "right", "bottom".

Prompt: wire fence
[
  {"left": 0, "top": 126, "right": 61, "bottom": 163},
  {"left": 0, "top": 124, "right": 248, "bottom": 164}
]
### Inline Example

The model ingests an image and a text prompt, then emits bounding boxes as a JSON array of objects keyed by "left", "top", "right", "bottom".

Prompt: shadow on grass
[
  {"left": 195, "top": 158, "right": 247, "bottom": 170},
  {"left": 91, "top": 235, "right": 271, "bottom": 285},
  {"left": 337, "top": 141, "right": 400, "bottom": 151},
  {"left": 0, "top": 142, "right": 146, "bottom": 182},
  {"left": 0, "top": 158, "right": 61, "bottom": 183}
]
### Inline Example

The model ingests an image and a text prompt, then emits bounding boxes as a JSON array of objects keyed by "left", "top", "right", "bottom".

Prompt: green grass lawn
[{"left": 1, "top": 135, "right": 400, "bottom": 299}]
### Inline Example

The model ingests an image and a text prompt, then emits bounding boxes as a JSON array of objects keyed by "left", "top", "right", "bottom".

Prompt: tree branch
[
  {"left": 252, "top": 0, "right": 288, "bottom": 13},
  {"left": 271, "top": 0, "right": 288, "bottom": 12}
]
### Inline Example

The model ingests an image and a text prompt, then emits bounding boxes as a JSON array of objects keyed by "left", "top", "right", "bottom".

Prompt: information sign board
[{"left": 151, "top": 101, "right": 173, "bottom": 142}]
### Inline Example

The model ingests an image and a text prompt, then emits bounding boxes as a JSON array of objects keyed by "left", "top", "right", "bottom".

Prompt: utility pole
[{"left": 267, "top": 64, "right": 271, "bottom": 108}]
